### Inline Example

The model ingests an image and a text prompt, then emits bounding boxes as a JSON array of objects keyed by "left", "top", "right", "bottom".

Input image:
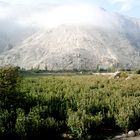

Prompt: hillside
[{"left": 0, "top": 6, "right": 140, "bottom": 70}]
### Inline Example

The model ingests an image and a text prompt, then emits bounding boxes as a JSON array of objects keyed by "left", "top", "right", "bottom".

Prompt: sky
[
  {"left": 0, "top": 0, "right": 140, "bottom": 30},
  {"left": 1, "top": 0, "right": 140, "bottom": 18}
]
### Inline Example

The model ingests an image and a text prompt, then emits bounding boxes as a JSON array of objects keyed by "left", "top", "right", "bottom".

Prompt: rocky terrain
[
  {"left": 113, "top": 129, "right": 140, "bottom": 140},
  {"left": 0, "top": 6, "right": 140, "bottom": 70}
]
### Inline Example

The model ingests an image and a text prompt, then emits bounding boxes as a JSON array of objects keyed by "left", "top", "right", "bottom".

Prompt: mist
[
  {"left": 0, "top": 2, "right": 122, "bottom": 30},
  {"left": 0, "top": 0, "right": 139, "bottom": 48},
  {"left": 20, "top": 3, "right": 121, "bottom": 29}
]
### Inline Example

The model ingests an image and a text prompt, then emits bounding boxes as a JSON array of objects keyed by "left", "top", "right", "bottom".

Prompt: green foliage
[
  {"left": 0, "top": 66, "right": 25, "bottom": 139},
  {"left": 1, "top": 71, "right": 140, "bottom": 139},
  {"left": 119, "top": 71, "right": 128, "bottom": 78},
  {"left": 15, "top": 109, "right": 26, "bottom": 137},
  {"left": 135, "top": 69, "right": 140, "bottom": 74},
  {"left": 0, "top": 65, "right": 23, "bottom": 109},
  {"left": 67, "top": 109, "right": 103, "bottom": 138}
]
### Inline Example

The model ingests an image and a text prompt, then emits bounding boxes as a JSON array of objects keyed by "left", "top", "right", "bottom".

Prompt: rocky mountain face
[
  {"left": 0, "top": 7, "right": 140, "bottom": 70},
  {"left": 0, "top": 28, "right": 36, "bottom": 54},
  {"left": 0, "top": 1, "right": 37, "bottom": 54}
]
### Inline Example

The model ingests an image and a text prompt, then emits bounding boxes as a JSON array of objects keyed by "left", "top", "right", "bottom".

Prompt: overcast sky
[
  {"left": 0, "top": 0, "right": 140, "bottom": 31},
  {"left": 1, "top": 0, "right": 140, "bottom": 18}
]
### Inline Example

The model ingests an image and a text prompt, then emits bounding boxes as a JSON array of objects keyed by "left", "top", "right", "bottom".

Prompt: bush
[
  {"left": 1, "top": 72, "right": 140, "bottom": 139},
  {"left": 0, "top": 66, "right": 25, "bottom": 139},
  {"left": 67, "top": 109, "right": 103, "bottom": 139},
  {"left": 15, "top": 109, "right": 26, "bottom": 137},
  {"left": 119, "top": 71, "right": 128, "bottom": 78},
  {"left": 0, "top": 65, "right": 23, "bottom": 109},
  {"left": 135, "top": 69, "right": 140, "bottom": 74}
]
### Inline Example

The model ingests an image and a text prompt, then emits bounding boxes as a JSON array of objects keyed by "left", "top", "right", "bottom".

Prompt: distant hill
[{"left": 0, "top": 6, "right": 140, "bottom": 70}]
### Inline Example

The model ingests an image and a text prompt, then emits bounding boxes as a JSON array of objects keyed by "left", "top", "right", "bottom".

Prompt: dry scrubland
[{"left": 1, "top": 67, "right": 140, "bottom": 140}]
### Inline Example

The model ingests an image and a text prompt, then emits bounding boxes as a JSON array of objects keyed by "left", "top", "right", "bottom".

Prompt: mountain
[
  {"left": 0, "top": 26, "right": 36, "bottom": 54},
  {"left": 0, "top": 6, "right": 140, "bottom": 70},
  {"left": 0, "top": 1, "right": 37, "bottom": 54}
]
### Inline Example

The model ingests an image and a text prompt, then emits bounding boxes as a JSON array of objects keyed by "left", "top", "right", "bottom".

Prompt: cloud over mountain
[{"left": 0, "top": 4, "right": 140, "bottom": 70}]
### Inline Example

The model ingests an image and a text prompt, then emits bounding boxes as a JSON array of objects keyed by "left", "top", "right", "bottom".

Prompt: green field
[{"left": 1, "top": 67, "right": 140, "bottom": 139}]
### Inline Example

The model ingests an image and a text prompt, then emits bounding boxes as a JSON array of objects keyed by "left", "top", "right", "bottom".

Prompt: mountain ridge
[{"left": 0, "top": 6, "right": 140, "bottom": 70}]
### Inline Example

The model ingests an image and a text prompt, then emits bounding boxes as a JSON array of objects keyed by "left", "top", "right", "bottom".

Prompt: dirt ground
[{"left": 126, "top": 136, "right": 140, "bottom": 140}]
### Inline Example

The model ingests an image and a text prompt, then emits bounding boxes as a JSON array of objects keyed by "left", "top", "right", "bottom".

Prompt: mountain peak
[{"left": 0, "top": 7, "right": 140, "bottom": 70}]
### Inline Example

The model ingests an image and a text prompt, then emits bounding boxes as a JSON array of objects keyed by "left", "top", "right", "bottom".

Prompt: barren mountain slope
[{"left": 0, "top": 7, "right": 140, "bottom": 70}]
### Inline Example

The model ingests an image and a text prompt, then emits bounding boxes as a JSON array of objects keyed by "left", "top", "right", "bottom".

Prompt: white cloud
[
  {"left": 17, "top": 4, "right": 120, "bottom": 29},
  {"left": 120, "top": 4, "right": 132, "bottom": 12},
  {"left": 0, "top": 2, "right": 56, "bottom": 27},
  {"left": 0, "top": 2, "right": 120, "bottom": 29},
  {"left": 0, "top": 0, "right": 139, "bottom": 31},
  {"left": 109, "top": 0, "right": 140, "bottom": 12}
]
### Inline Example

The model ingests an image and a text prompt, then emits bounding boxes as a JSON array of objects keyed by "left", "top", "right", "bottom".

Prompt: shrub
[
  {"left": 0, "top": 65, "right": 23, "bottom": 109},
  {"left": 67, "top": 109, "right": 103, "bottom": 139},
  {"left": 135, "top": 69, "right": 140, "bottom": 74}
]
